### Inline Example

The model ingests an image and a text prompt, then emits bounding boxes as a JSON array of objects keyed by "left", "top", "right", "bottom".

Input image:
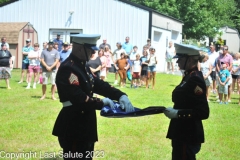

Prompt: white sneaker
[
  {"left": 216, "top": 99, "right": 220, "bottom": 102},
  {"left": 33, "top": 83, "right": 36, "bottom": 89},
  {"left": 228, "top": 99, "right": 231, "bottom": 102},
  {"left": 26, "top": 86, "right": 30, "bottom": 89},
  {"left": 172, "top": 72, "right": 175, "bottom": 75},
  {"left": 166, "top": 71, "right": 169, "bottom": 74},
  {"left": 114, "top": 80, "right": 118, "bottom": 85},
  {"left": 216, "top": 96, "right": 219, "bottom": 99}
]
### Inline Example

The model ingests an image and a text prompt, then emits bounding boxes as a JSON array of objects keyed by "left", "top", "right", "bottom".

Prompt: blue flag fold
[{"left": 100, "top": 102, "right": 166, "bottom": 118}]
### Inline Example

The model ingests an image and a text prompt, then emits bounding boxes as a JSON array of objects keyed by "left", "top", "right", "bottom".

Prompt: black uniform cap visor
[{"left": 173, "top": 54, "right": 188, "bottom": 59}]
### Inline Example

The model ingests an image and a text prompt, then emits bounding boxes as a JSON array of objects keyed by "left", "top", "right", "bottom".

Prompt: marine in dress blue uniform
[
  {"left": 164, "top": 44, "right": 210, "bottom": 160},
  {"left": 52, "top": 34, "right": 134, "bottom": 160}
]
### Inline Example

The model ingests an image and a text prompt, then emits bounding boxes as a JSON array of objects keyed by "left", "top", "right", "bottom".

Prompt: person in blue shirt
[
  {"left": 59, "top": 42, "right": 71, "bottom": 63},
  {"left": 218, "top": 62, "right": 230, "bottom": 104},
  {"left": 122, "top": 36, "right": 133, "bottom": 55},
  {"left": 18, "top": 39, "right": 33, "bottom": 83},
  {"left": 53, "top": 34, "right": 63, "bottom": 52}
]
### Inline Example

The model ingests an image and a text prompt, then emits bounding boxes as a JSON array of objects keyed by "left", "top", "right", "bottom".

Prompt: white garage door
[{"left": 151, "top": 27, "right": 171, "bottom": 72}]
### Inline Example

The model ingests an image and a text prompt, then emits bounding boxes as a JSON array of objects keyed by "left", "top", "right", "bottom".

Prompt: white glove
[
  {"left": 102, "top": 98, "right": 115, "bottom": 110},
  {"left": 119, "top": 95, "right": 135, "bottom": 112},
  {"left": 164, "top": 107, "right": 178, "bottom": 119}
]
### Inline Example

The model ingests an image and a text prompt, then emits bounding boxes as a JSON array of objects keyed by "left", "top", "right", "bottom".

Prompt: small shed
[
  {"left": 0, "top": 22, "right": 38, "bottom": 68},
  {"left": 214, "top": 26, "right": 240, "bottom": 53}
]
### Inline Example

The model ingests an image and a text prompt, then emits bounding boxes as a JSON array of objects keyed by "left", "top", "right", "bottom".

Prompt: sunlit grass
[{"left": 0, "top": 69, "right": 239, "bottom": 159}]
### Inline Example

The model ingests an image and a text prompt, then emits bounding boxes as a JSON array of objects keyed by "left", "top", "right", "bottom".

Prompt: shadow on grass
[
  {"left": 169, "top": 84, "right": 177, "bottom": 87},
  {"left": 0, "top": 86, "right": 7, "bottom": 89},
  {"left": 31, "top": 95, "right": 53, "bottom": 100}
]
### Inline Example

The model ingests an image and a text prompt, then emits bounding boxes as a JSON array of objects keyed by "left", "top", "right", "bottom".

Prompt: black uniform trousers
[
  {"left": 58, "top": 137, "right": 94, "bottom": 160},
  {"left": 172, "top": 140, "right": 201, "bottom": 160}
]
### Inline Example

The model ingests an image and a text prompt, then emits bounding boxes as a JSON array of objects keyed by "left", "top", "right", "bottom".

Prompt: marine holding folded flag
[
  {"left": 163, "top": 44, "right": 210, "bottom": 160},
  {"left": 52, "top": 34, "right": 134, "bottom": 159}
]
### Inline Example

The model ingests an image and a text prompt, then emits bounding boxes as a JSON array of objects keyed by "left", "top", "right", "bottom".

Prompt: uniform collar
[
  {"left": 69, "top": 54, "right": 87, "bottom": 67},
  {"left": 184, "top": 66, "right": 198, "bottom": 75}
]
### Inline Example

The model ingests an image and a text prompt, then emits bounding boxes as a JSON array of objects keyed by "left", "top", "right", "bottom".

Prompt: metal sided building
[{"left": 0, "top": 0, "right": 183, "bottom": 71}]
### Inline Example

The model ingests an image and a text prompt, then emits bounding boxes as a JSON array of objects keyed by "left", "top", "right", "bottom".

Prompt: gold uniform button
[
  {"left": 92, "top": 85, "right": 94, "bottom": 87},
  {"left": 183, "top": 115, "right": 185, "bottom": 117},
  {"left": 82, "top": 111, "right": 84, "bottom": 114},
  {"left": 188, "top": 114, "right": 191, "bottom": 117}
]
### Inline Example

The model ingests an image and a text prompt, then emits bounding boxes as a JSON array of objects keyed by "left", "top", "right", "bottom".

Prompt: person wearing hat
[
  {"left": 216, "top": 45, "right": 233, "bottom": 103},
  {"left": 18, "top": 39, "right": 33, "bottom": 83},
  {"left": 163, "top": 43, "right": 210, "bottom": 160},
  {"left": 0, "top": 43, "right": 12, "bottom": 89},
  {"left": 59, "top": 42, "right": 71, "bottom": 63},
  {"left": 217, "top": 61, "right": 230, "bottom": 104},
  {"left": 40, "top": 40, "right": 60, "bottom": 100},
  {"left": 53, "top": 34, "right": 63, "bottom": 52},
  {"left": 0, "top": 37, "right": 10, "bottom": 51},
  {"left": 52, "top": 34, "right": 135, "bottom": 159}
]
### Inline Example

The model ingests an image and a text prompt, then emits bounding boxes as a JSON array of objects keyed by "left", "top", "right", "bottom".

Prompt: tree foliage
[
  {"left": 0, "top": 0, "right": 9, "bottom": 4},
  {"left": 128, "top": 0, "right": 239, "bottom": 39},
  {"left": 1, "top": 0, "right": 240, "bottom": 39}
]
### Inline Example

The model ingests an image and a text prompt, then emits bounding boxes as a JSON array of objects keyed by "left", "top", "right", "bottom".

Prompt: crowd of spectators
[{"left": 1, "top": 35, "right": 240, "bottom": 105}]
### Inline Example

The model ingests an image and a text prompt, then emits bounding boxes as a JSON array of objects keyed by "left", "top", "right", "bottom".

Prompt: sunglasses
[{"left": 223, "top": 48, "right": 228, "bottom": 50}]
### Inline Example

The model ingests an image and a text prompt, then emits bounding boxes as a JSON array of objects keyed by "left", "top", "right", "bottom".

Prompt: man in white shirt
[{"left": 208, "top": 45, "right": 220, "bottom": 94}]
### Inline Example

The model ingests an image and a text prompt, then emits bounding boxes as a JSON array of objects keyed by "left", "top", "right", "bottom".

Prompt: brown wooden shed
[{"left": 0, "top": 22, "right": 38, "bottom": 68}]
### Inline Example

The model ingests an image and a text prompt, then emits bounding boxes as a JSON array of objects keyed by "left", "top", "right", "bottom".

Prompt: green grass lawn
[{"left": 0, "top": 69, "right": 240, "bottom": 160}]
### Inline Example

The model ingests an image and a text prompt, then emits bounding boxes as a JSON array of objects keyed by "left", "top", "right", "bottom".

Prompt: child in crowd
[
  {"left": 129, "top": 46, "right": 139, "bottom": 62},
  {"left": 140, "top": 48, "right": 149, "bottom": 86},
  {"left": 114, "top": 53, "right": 129, "bottom": 88},
  {"left": 199, "top": 52, "right": 212, "bottom": 101},
  {"left": 98, "top": 49, "right": 107, "bottom": 81},
  {"left": 131, "top": 54, "right": 142, "bottom": 88},
  {"left": 125, "top": 54, "right": 132, "bottom": 83},
  {"left": 231, "top": 52, "right": 240, "bottom": 94},
  {"left": 218, "top": 62, "right": 230, "bottom": 104},
  {"left": 146, "top": 48, "right": 157, "bottom": 89}
]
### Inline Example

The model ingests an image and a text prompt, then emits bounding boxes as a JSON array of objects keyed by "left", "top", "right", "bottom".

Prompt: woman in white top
[
  {"left": 146, "top": 48, "right": 157, "bottom": 89},
  {"left": 26, "top": 43, "right": 41, "bottom": 89},
  {"left": 199, "top": 52, "right": 212, "bottom": 101},
  {"left": 231, "top": 52, "right": 240, "bottom": 94}
]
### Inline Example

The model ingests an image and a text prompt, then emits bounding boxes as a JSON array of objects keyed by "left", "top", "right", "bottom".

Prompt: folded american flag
[{"left": 100, "top": 102, "right": 166, "bottom": 118}]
